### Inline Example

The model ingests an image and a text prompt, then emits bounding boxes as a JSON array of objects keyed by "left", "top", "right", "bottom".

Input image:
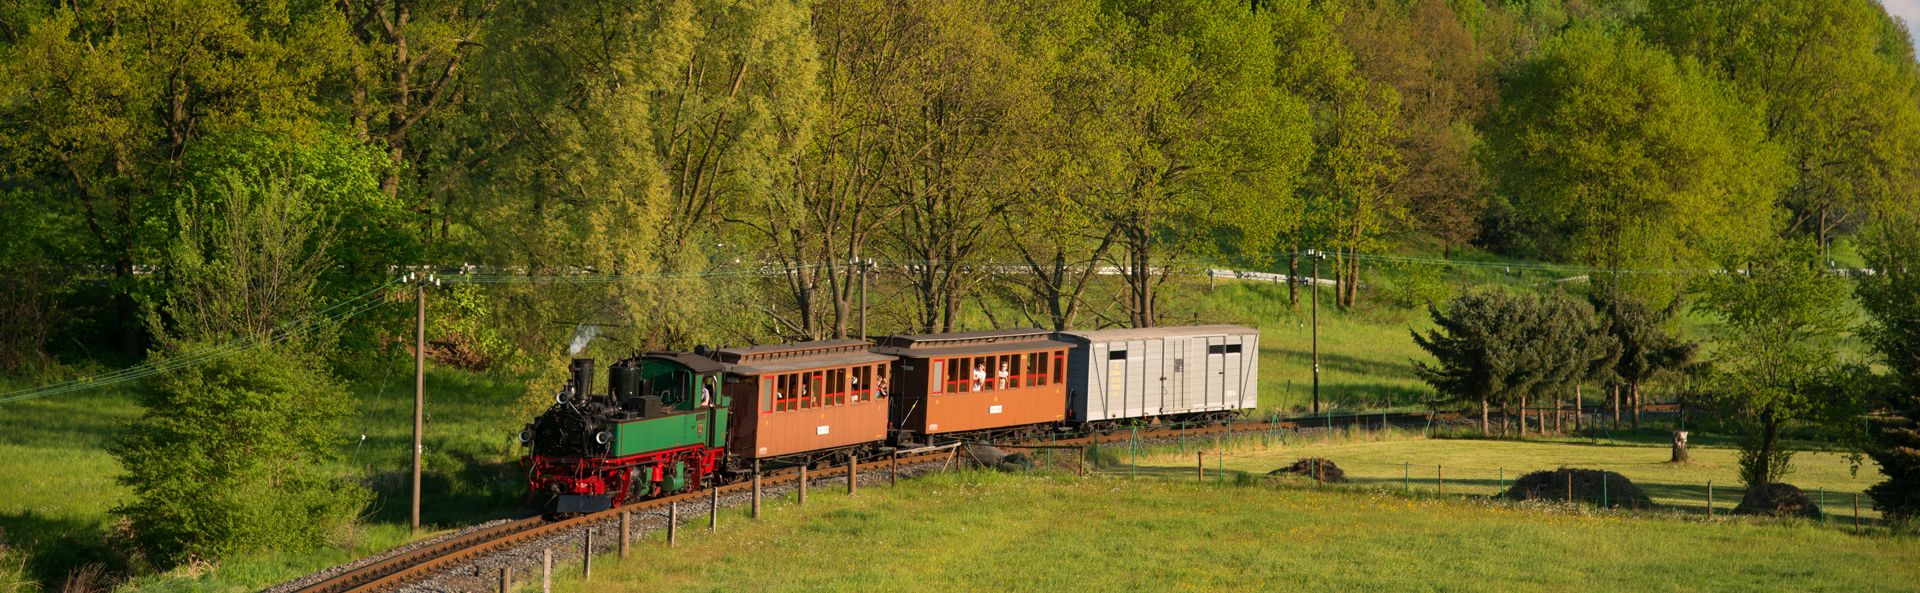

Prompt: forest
[{"left": 2, "top": 0, "right": 1920, "bottom": 589}]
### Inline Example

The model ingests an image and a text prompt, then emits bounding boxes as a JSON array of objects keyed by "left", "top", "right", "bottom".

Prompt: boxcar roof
[
  {"left": 716, "top": 339, "right": 895, "bottom": 375},
  {"left": 1053, "top": 324, "right": 1258, "bottom": 343},
  {"left": 873, "top": 328, "right": 1069, "bottom": 357}
]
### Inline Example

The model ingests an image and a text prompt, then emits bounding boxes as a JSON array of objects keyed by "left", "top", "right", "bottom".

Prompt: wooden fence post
[
  {"left": 542, "top": 548, "right": 552, "bottom": 593},
  {"left": 799, "top": 464, "right": 808, "bottom": 506},
  {"left": 709, "top": 485, "right": 718, "bottom": 531},
  {"left": 1197, "top": 451, "right": 1204, "bottom": 481},
  {"left": 890, "top": 451, "right": 899, "bottom": 487},
  {"left": 752, "top": 459, "right": 762, "bottom": 519},
  {"left": 848, "top": 452, "right": 859, "bottom": 495},
  {"left": 1437, "top": 465, "right": 1444, "bottom": 496},
  {"left": 499, "top": 567, "right": 510, "bottom": 593},
  {"left": 582, "top": 532, "right": 592, "bottom": 580},
  {"left": 669, "top": 500, "right": 678, "bottom": 547},
  {"left": 1707, "top": 481, "right": 1714, "bottom": 519}
]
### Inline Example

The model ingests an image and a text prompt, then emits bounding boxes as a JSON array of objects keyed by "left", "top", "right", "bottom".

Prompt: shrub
[{"left": 111, "top": 346, "right": 368, "bottom": 568}]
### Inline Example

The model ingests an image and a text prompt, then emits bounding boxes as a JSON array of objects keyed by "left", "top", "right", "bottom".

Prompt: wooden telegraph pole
[
  {"left": 411, "top": 275, "right": 427, "bottom": 534},
  {"left": 858, "top": 259, "right": 870, "bottom": 341},
  {"left": 1309, "top": 250, "right": 1322, "bottom": 415}
]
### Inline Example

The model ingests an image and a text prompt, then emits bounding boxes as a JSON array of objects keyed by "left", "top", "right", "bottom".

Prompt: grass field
[
  {"left": 544, "top": 470, "right": 1916, "bottom": 593},
  {"left": 1122, "top": 430, "right": 1887, "bottom": 520}
]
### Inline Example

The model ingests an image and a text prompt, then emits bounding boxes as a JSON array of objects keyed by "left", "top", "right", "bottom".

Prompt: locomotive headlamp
[
  {"left": 519, "top": 429, "right": 530, "bottom": 445},
  {"left": 595, "top": 431, "right": 612, "bottom": 445},
  {"left": 555, "top": 390, "right": 567, "bottom": 404}
]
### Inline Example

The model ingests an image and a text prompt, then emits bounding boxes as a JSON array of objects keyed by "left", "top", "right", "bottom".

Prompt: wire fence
[{"left": 979, "top": 419, "right": 1892, "bottom": 531}]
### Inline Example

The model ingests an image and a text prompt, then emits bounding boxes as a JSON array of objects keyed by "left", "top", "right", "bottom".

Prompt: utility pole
[
  {"left": 858, "top": 259, "right": 869, "bottom": 341},
  {"left": 1309, "top": 250, "right": 1322, "bottom": 415},
  {"left": 411, "top": 274, "right": 428, "bottom": 534}
]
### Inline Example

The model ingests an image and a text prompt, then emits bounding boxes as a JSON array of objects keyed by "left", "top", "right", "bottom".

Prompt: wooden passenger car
[
  {"left": 717, "top": 340, "right": 895, "bottom": 460},
  {"left": 874, "top": 329, "right": 1069, "bottom": 442}
]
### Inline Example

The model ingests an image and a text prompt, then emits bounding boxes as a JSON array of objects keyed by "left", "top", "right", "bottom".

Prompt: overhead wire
[{"left": 0, "top": 251, "right": 1807, "bottom": 405}]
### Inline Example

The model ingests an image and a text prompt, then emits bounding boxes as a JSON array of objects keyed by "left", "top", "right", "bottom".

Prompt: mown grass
[
  {"left": 546, "top": 470, "right": 1916, "bottom": 593},
  {"left": 1121, "top": 429, "right": 1887, "bottom": 520}
]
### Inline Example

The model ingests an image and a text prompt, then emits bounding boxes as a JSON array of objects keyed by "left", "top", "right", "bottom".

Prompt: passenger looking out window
[
  {"left": 997, "top": 360, "right": 1010, "bottom": 389},
  {"left": 972, "top": 362, "right": 987, "bottom": 391}
]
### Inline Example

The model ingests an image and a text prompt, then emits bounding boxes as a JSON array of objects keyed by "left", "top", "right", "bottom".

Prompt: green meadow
[{"left": 548, "top": 470, "right": 1916, "bottom": 593}]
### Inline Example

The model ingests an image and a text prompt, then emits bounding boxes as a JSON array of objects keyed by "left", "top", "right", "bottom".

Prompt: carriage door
[
  {"left": 1205, "top": 335, "right": 1226, "bottom": 410},
  {"left": 1168, "top": 338, "right": 1185, "bottom": 416},
  {"left": 1224, "top": 336, "right": 1246, "bottom": 409}
]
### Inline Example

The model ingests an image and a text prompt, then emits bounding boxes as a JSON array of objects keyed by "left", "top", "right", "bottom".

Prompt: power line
[{"left": 0, "top": 280, "right": 402, "bottom": 405}]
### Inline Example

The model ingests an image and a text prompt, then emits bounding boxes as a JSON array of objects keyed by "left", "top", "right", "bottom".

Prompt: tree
[
  {"left": 1413, "top": 290, "right": 1532, "bottom": 433},
  {"left": 1339, "top": 0, "right": 1496, "bottom": 257},
  {"left": 0, "top": 1, "right": 355, "bottom": 355},
  {"left": 1856, "top": 218, "right": 1920, "bottom": 522},
  {"left": 336, "top": 0, "right": 490, "bottom": 201},
  {"left": 1590, "top": 288, "right": 1696, "bottom": 429},
  {"left": 114, "top": 149, "right": 368, "bottom": 566},
  {"left": 1643, "top": 0, "right": 1920, "bottom": 263},
  {"left": 1087, "top": 0, "right": 1314, "bottom": 327},
  {"left": 1694, "top": 240, "right": 1858, "bottom": 489},
  {"left": 1527, "top": 293, "right": 1617, "bottom": 434},
  {"left": 1487, "top": 26, "right": 1785, "bottom": 301}
]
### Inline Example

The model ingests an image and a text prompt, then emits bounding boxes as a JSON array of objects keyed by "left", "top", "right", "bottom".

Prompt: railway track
[
  {"left": 292, "top": 410, "right": 1462, "bottom": 593},
  {"left": 289, "top": 450, "right": 956, "bottom": 593}
]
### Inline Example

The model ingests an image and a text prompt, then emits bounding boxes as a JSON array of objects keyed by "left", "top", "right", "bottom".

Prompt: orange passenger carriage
[
  {"left": 874, "top": 329, "right": 1070, "bottom": 444},
  {"left": 717, "top": 339, "right": 896, "bottom": 462}
]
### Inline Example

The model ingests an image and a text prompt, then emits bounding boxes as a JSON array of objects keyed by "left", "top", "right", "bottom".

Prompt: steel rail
[{"left": 294, "top": 449, "right": 956, "bottom": 593}]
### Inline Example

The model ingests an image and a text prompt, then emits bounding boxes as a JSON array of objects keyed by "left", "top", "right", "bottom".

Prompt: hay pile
[
  {"left": 1501, "top": 467, "right": 1652, "bottom": 509},
  {"left": 1267, "top": 458, "right": 1346, "bottom": 483},
  {"left": 1733, "top": 483, "right": 1822, "bottom": 519},
  {"left": 965, "top": 444, "right": 1033, "bottom": 472}
]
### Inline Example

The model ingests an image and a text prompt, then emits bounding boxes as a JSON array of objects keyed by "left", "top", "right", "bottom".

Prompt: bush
[{"left": 111, "top": 346, "right": 368, "bottom": 568}]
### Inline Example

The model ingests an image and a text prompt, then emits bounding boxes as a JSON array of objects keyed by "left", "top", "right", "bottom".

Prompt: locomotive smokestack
[{"left": 570, "top": 358, "right": 595, "bottom": 396}]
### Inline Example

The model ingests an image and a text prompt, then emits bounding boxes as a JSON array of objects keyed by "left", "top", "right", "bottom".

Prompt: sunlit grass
[{"left": 547, "top": 470, "right": 1916, "bottom": 593}]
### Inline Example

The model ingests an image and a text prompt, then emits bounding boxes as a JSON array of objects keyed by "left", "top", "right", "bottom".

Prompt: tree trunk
[
  {"left": 1670, "top": 431, "right": 1690, "bottom": 463},
  {"left": 1611, "top": 383, "right": 1621, "bottom": 430},
  {"left": 1480, "top": 396, "right": 1489, "bottom": 434},
  {"left": 1520, "top": 395, "right": 1528, "bottom": 436},
  {"left": 1631, "top": 381, "right": 1642, "bottom": 429},
  {"left": 1288, "top": 250, "right": 1299, "bottom": 308},
  {"left": 1573, "top": 384, "right": 1583, "bottom": 432}
]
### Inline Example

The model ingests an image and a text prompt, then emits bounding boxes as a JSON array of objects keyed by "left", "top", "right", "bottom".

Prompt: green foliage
[
  {"left": 111, "top": 346, "right": 368, "bottom": 567},
  {"left": 1487, "top": 25, "right": 1785, "bottom": 302},
  {"left": 1372, "top": 261, "right": 1454, "bottom": 309},
  {"left": 1643, "top": 0, "right": 1920, "bottom": 260},
  {"left": 1413, "top": 289, "right": 1615, "bottom": 431},
  {"left": 1694, "top": 241, "right": 1860, "bottom": 488},
  {"left": 1856, "top": 221, "right": 1920, "bottom": 522},
  {"left": 1590, "top": 287, "right": 1695, "bottom": 403}
]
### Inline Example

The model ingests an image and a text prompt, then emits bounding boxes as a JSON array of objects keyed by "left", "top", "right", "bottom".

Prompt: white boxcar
[{"left": 1053, "top": 325, "right": 1259, "bottom": 423}]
